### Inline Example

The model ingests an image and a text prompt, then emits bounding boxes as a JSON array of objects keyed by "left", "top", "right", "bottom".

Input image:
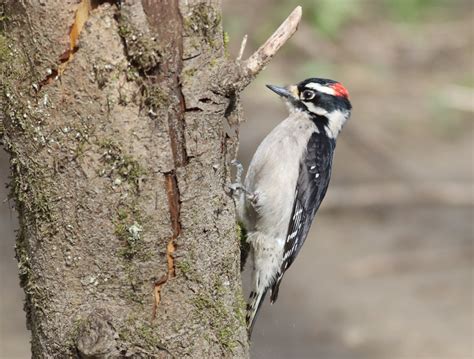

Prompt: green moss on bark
[
  {"left": 184, "top": 3, "right": 221, "bottom": 46},
  {"left": 117, "top": 20, "right": 161, "bottom": 73},
  {"left": 191, "top": 279, "right": 243, "bottom": 353}
]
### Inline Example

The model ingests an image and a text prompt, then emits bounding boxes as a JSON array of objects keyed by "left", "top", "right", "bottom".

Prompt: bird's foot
[
  {"left": 228, "top": 160, "right": 244, "bottom": 192},
  {"left": 227, "top": 160, "right": 259, "bottom": 205},
  {"left": 232, "top": 159, "right": 244, "bottom": 184}
]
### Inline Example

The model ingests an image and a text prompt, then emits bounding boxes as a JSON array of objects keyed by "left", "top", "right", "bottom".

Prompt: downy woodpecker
[{"left": 232, "top": 78, "right": 352, "bottom": 335}]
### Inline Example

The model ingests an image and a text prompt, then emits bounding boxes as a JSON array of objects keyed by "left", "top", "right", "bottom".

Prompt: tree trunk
[
  {"left": 1, "top": 0, "right": 249, "bottom": 357},
  {"left": 1, "top": 0, "right": 301, "bottom": 356}
]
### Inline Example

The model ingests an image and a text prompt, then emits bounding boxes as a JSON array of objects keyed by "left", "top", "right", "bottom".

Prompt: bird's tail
[
  {"left": 246, "top": 289, "right": 267, "bottom": 337},
  {"left": 270, "top": 272, "right": 283, "bottom": 303}
]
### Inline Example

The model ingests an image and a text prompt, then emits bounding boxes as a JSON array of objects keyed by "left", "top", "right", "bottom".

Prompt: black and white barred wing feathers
[{"left": 270, "top": 133, "right": 334, "bottom": 303}]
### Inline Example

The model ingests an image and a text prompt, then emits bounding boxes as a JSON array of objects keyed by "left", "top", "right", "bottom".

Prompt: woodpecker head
[{"left": 266, "top": 78, "right": 352, "bottom": 138}]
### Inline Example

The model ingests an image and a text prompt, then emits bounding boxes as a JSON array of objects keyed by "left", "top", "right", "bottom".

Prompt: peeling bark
[{"left": 0, "top": 0, "right": 300, "bottom": 357}]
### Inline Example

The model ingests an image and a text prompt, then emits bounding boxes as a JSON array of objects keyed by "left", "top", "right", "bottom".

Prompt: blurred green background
[{"left": 1, "top": 0, "right": 473, "bottom": 358}]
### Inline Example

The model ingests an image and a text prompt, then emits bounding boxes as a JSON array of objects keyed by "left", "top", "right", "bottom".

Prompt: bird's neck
[{"left": 309, "top": 109, "right": 350, "bottom": 139}]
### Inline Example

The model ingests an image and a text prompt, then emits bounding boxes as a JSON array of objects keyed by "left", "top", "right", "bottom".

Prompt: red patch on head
[{"left": 330, "top": 83, "right": 349, "bottom": 98}]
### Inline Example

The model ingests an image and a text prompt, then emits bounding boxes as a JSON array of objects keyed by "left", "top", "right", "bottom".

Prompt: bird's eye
[{"left": 301, "top": 90, "right": 315, "bottom": 100}]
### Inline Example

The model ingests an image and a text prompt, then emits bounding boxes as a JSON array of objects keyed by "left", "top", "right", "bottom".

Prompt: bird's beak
[{"left": 266, "top": 85, "right": 298, "bottom": 99}]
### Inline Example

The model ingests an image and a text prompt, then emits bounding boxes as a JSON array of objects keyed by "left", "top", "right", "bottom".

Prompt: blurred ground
[
  {"left": 1, "top": 0, "right": 473, "bottom": 358},
  {"left": 0, "top": 150, "right": 30, "bottom": 359},
  {"left": 225, "top": 0, "right": 473, "bottom": 358}
]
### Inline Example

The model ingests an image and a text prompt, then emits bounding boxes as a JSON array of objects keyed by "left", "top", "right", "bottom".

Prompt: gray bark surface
[{"left": 0, "top": 0, "right": 249, "bottom": 357}]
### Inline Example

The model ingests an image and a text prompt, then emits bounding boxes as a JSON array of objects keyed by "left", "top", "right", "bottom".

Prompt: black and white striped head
[{"left": 267, "top": 78, "right": 352, "bottom": 138}]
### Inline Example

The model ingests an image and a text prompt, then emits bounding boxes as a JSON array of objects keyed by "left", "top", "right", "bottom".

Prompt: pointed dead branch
[
  {"left": 242, "top": 6, "right": 302, "bottom": 77},
  {"left": 218, "top": 6, "right": 302, "bottom": 94}
]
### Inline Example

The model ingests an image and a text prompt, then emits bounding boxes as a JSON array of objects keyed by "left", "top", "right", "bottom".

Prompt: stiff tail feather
[
  {"left": 270, "top": 272, "right": 283, "bottom": 303},
  {"left": 246, "top": 290, "right": 267, "bottom": 336}
]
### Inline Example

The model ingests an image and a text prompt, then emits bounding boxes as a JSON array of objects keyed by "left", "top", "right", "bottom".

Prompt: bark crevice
[
  {"left": 140, "top": 0, "right": 188, "bottom": 312},
  {"left": 142, "top": 0, "right": 188, "bottom": 168}
]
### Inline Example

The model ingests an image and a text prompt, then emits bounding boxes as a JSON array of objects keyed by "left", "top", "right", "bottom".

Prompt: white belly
[{"left": 244, "top": 111, "right": 316, "bottom": 241}]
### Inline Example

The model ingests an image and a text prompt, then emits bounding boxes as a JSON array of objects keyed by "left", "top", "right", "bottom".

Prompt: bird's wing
[{"left": 270, "top": 132, "right": 334, "bottom": 302}]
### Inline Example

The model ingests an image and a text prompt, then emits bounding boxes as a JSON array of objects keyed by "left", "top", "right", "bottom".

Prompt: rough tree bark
[{"left": 0, "top": 1, "right": 300, "bottom": 357}]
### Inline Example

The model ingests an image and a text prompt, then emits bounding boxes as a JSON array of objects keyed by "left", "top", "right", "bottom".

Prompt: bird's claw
[
  {"left": 231, "top": 159, "right": 244, "bottom": 184},
  {"left": 226, "top": 182, "right": 242, "bottom": 193},
  {"left": 229, "top": 160, "right": 254, "bottom": 204},
  {"left": 228, "top": 159, "right": 244, "bottom": 194}
]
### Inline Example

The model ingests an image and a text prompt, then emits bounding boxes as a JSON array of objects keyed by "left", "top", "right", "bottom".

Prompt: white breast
[{"left": 244, "top": 111, "right": 316, "bottom": 239}]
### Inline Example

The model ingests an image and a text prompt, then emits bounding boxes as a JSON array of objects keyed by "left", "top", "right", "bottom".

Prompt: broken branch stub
[
  {"left": 237, "top": 34, "right": 248, "bottom": 62},
  {"left": 215, "top": 6, "right": 302, "bottom": 95}
]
